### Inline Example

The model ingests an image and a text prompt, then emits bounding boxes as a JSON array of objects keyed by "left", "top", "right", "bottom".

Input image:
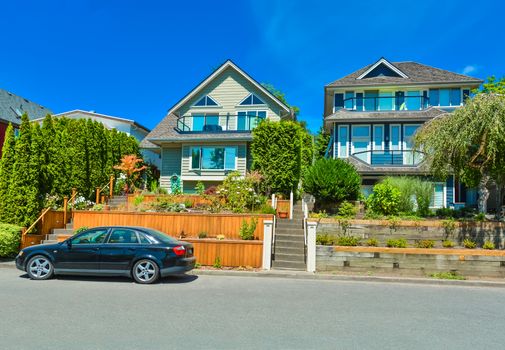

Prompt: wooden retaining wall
[
  {"left": 72, "top": 211, "right": 272, "bottom": 240},
  {"left": 183, "top": 239, "right": 263, "bottom": 267}
]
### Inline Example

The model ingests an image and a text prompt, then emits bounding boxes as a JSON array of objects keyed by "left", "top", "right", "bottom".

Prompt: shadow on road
[{"left": 18, "top": 273, "right": 198, "bottom": 284}]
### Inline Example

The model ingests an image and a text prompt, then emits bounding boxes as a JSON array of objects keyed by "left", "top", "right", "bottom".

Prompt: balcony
[
  {"left": 350, "top": 150, "right": 425, "bottom": 167},
  {"left": 342, "top": 95, "right": 429, "bottom": 112},
  {"left": 176, "top": 113, "right": 266, "bottom": 133}
]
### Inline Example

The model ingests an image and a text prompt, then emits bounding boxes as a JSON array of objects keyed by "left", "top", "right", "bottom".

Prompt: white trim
[
  {"left": 357, "top": 58, "right": 409, "bottom": 80},
  {"left": 337, "top": 125, "right": 349, "bottom": 158},
  {"left": 181, "top": 175, "right": 229, "bottom": 181},
  {"left": 167, "top": 60, "right": 290, "bottom": 117}
]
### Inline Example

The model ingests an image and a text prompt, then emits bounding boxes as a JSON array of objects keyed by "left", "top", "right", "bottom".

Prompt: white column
[
  {"left": 289, "top": 191, "right": 294, "bottom": 220},
  {"left": 271, "top": 194, "right": 276, "bottom": 209},
  {"left": 306, "top": 221, "right": 317, "bottom": 272},
  {"left": 262, "top": 220, "right": 273, "bottom": 270}
]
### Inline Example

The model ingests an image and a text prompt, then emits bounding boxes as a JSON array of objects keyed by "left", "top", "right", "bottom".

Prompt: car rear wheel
[
  {"left": 26, "top": 255, "right": 54, "bottom": 280},
  {"left": 132, "top": 259, "right": 159, "bottom": 284}
]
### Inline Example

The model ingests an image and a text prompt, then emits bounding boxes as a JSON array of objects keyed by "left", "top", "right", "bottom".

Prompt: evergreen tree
[
  {"left": 314, "top": 125, "right": 331, "bottom": 160},
  {"left": 0, "top": 124, "right": 16, "bottom": 222}
]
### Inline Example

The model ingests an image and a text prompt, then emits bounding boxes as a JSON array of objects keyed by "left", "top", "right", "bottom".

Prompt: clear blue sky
[{"left": 1, "top": 0, "right": 503, "bottom": 133}]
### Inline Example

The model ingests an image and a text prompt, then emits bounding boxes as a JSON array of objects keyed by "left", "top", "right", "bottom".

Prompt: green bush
[
  {"left": 316, "top": 233, "right": 335, "bottom": 245},
  {"left": 436, "top": 208, "right": 457, "bottom": 218},
  {"left": 302, "top": 158, "right": 361, "bottom": 210},
  {"left": 0, "top": 223, "right": 22, "bottom": 257},
  {"left": 442, "top": 218, "right": 457, "bottom": 239},
  {"left": 239, "top": 218, "right": 257, "bottom": 240},
  {"left": 338, "top": 201, "right": 357, "bottom": 218},
  {"left": 380, "top": 177, "right": 434, "bottom": 216},
  {"left": 442, "top": 239, "right": 455, "bottom": 248},
  {"left": 366, "top": 179, "right": 401, "bottom": 216},
  {"left": 198, "top": 232, "right": 208, "bottom": 239},
  {"left": 463, "top": 239, "right": 477, "bottom": 249},
  {"left": 335, "top": 235, "right": 360, "bottom": 246},
  {"left": 213, "top": 256, "right": 222, "bottom": 268},
  {"left": 133, "top": 195, "right": 145, "bottom": 207},
  {"left": 365, "top": 237, "right": 378, "bottom": 246},
  {"left": 218, "top": 172, "right": 264, "bottom": 213},
  {"left": 195, "top": 181, "right": 205, "bottom": 195},
  {"left": 386, "top": 238, "right": 408, "bottom": 248},
  {"left": 259, "top": 205, "right": 277, "bottom": 215},
  {"left": 416, "top": 239, "right": 435, "bottom": 249},
  {"left": 483, "top": 240, "right": 495, "bottom": 250}
]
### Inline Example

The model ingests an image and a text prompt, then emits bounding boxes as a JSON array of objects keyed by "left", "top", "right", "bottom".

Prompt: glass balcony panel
[{"left": 406, "top": 91, "right": 421, "bottom": 110}]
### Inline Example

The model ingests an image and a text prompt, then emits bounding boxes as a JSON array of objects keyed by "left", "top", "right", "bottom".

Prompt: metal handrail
[
  {"left": 351, "top": 149, "right": 425, "bottom": 166},
  {"left": 175, "top": 114, "right": 266, "bottom": 132},
  {"left": 341, "top": 95, "right": 429, "bottom": 111}
]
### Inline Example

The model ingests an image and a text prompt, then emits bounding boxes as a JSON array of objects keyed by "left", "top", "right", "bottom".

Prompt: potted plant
[{"left": 278, "top": 211, "right": 288, "bottom": 219}]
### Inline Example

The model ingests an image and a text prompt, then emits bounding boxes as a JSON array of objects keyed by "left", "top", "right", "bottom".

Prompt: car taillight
[{"left": 172, "top": 245, "right": 186, "bottom": 256}]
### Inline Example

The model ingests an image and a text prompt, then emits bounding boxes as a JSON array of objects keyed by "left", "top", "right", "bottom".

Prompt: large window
[
  {"left": 237, "top": 111, "right": 266, "bottom": 131},
  {"left": 351, "top": 125, "right": 370, "bottom": 162},
  {"left": 430, "top": 88, "right": 461, "bottom": 106},
  {"left": 190, "top": 146, "right": 237, "bottom": 170},
  {"left": 191, "top": 114, "right": 219, "bottom": 131},
  {"left": 338, "top": 125, "right": 348, "bottom": 158}
]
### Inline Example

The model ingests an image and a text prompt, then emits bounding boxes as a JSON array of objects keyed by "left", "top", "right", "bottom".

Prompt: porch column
[
  {"left": 306, "top": 221, "right": 318, "bottom": 273},
  {"left": 262, "top": 220, "right": 273, "bottom": 270}
]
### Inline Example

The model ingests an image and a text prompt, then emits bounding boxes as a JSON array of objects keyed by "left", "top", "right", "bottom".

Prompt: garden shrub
[
  {"left": 365, "top": 237, "right": 378, "bottom": 246},
  {"left": 463, "top": 239, "right": 477, "bottom": 249},
  {"left": 316, "top": 233, "right": 335, "bottom": 245},
  {"left": 133, "top": 195, "right": 145, "bottom": 207},
  {"left": 213, "top": 256, "right": 222, "bottom": 268},
  {"left": 218, "top": 172, "right": 264, "bottom": 213},
  {"left": 436, "top": 208, "right": 457, "bottom": 218},
  {"left": 442, "top": 239, "right": 455, "bottom": 248},
  {"left": 310, "top": 211, "right": 329, "bottom": 219},
  {"left": 259, "top": 205, "right": 277, "bottom": 215},
  {"left": 416, "top": 239, "right": 435, "bottom": 249},
  {"left": 483, "top": 240, "right": 495, "bottom": 250},
  {"left": 335, "top": 235, "right": 360, "bottom": 246},
  {"left": 386, "top": 238, "right": 408, "bottom": 248},
  {"left": 366, "top": 179, "right": 401, "bottom": 216},
  {"left": 198, "top": 232, "right": 208, "bottom": 239},
  {"left": 195, "top": 181, "right": 205, "bottom": 195},
  {"left": 338, "top": 201, "right": 357, "bottom": 218},
  {"left": 380, "top": 177, "right": 434, "bottom": 216},
  {"left": 442, "top": 218, "right": 457, "bottom": 239},
  {"left": 0, "top": 223, "right": 22, "bottom": 257},
  {"left": 239, "top": 218, "right": 257, "bottom": 240},
  {"left": 302, "top": 158, "right": 361, "bottom": 211}
]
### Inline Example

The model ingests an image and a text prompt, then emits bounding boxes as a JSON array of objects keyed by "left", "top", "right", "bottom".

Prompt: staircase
[
  {"left": 42, "top": 220, "right": 74, "bottom": 244},
  {"left": 272, "top": 202, "right": 306, "bottom": 271}
]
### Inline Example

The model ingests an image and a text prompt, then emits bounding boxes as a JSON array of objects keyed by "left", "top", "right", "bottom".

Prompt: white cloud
[{"left": 461, "top": 65, "right": 477, "bottom": 75}]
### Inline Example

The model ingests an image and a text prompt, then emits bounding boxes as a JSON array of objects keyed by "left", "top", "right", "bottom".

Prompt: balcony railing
[
  {"left": 176, "top": 114, "right": 266, "bottom": 133},
  {"left": 342, "top": 95, "right": 429, "bottom": 112},
  {"left": 351, "top": 150, "right": 425, "bottom": 166}
]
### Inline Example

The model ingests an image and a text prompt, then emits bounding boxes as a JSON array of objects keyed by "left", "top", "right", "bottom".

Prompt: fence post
[
  {"left": 95, "top": 187, "right": 100, "bottom": 204},
  {"left": 71, "top": 188, "right": 77, "bottom": 207},
  {"left": 289, "top": 191, "right": 294, "bottom": 220},
  {"left": 271, "top": 194, "right": 276, "bottom": 209},
  {"left": 109, "top": 175, "right": 114, "bottom": 198},
  {"left": 306, "top": 221, "right": 317, "bottom": 272},
  {"left": 63, "top": 196, "right": 68, "bottom": 225},
  {"left": 262, "top": 220, "right": 273, "bottom": 270}
]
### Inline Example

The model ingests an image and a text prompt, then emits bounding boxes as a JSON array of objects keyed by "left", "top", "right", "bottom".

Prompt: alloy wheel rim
[
  {"left": 29, "top": 258, "right": 51, "bottom": 278},
  {"left": 135, "top": 261, "right": 156, "bottom": 282}
]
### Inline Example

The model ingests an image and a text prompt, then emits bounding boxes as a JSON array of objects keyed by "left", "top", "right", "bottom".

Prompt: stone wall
[
  {"left": 317, "top": 246, "right": 505, "bottom": 278},
  {"left": 317, "top": 219, "right": 505, "bottom": 248}
]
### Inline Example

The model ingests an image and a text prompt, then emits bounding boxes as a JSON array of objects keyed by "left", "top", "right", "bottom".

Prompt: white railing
[
  {"left": 302, "top": 196, "right": 309, "bottom": 247},
  {"left": 289, "top": 191, "right": 294, "bottom": 220}
]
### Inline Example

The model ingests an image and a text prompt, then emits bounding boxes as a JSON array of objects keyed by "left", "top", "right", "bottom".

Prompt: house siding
[
  {"left": 160, "top": 146, "right": 182, "bottom": 190},
  {"left": 177, "top": 66, "right": 282, "bottom": 128}
]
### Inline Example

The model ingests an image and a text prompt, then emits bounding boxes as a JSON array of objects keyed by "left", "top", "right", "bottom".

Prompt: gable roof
[
  {"left": 41, "top": 109, "right": 150, "bottom": 133},
  {"left": 326, "top": 58, "right": 483, "bottom": 87},
  {"left": 0, "top": 88, "right": 52, "bottom": 125}
]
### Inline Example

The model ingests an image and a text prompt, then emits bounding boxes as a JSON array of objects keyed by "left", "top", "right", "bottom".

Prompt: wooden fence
[
  {"left": 267, "top": 199, "right": 291, "bottom": 216},
  {"left": 127, "top": 194, "right": 213, "bottom": 208},
  {"left": 73, "top": 211, "right": 272, "bottom": 240},
  {"left": 183, "top": 239, "right": 263, "bottom": 267}
]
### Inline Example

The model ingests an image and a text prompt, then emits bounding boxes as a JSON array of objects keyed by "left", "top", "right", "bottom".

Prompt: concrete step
[
  {"left": 274, "top": 241, "right": 305, "bottom": 249},
  {"left": 274, "top": 253, "right": 305, "bottom": 262},
  {"left": 274, "top": 246, "right": 305, "bottom": 254},
  {"left": 277, "top": 221, "right": 303, "bottom": 228},
  {"left": 52, "top": 228, "right": 74, "bottom": 235},
  {"left": 272, "top": 260, "right": 306, "bottom": 270},
  {"left": 275, "top": 236, "right": 304, "bottom": 244},
  {"left": 66, "top": 223, "right": 74, "bottom": 230},
  {"left": 42, "top": 240, "right": 58, "bottom": 244}
]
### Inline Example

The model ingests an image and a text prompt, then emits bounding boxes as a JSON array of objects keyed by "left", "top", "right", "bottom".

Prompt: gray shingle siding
[{"left": 0, "top": 88, "right": 52, "bottom": 125}]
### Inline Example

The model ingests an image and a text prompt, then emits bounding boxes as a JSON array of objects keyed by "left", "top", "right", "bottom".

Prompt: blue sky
[{"left": 0, "top": 0, "right": 503, "bottom": 133}]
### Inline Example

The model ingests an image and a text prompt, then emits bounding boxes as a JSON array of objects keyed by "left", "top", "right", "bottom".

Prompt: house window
[
  {"left": 338, "top": 125, "right": 348, "bottom": 158},
  {"left": 433, "top": 88, "right": 461, "bottom": 106},
  {"left": 463, "top": 89, "right": 471, "bottom": 102},
  {"left": 351, "top": 125, "right": 370, "bottom": 162},
  {"left": 390, "top": 125, "right": 401, "bottom": 151},
  {"left": 193, "top": 95, "right": 219, "bottom": 107},
  {"left": 239, "top": 93, "right": 265, "bottom": 106},
  {"left": 192, "top": 114, "right": 219, "bottom": 131},
  {"left": 450, "top": 88, "right": 461, "bottom": 106},
  {"left": 344, "top": 91, "right": 354, "bottom": 109},
  {"left": 190, "top": 146, "right": 237, "bottom": 170},
  {"left": 406, "top": 91, "right": 421, "bottom": 110},
  {"left": 430, "top": 183, "right": 446, "bottom": 208},
  {"left": 429, "top": 89, "right": 439, "bottom": 106},
  {"left": 334, "top": 93, "right": 344, "bottom": 110},
  {"left": 237, "top": 111, "right": 266, "bottom": 131}
]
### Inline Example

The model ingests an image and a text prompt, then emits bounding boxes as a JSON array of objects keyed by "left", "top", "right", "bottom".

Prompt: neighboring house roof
[
  {"left": 142, "top": 59, "right": 291, "bottom": 147},
  {"left": 35, "top": 109, "right": 151, "bottom": 133},
  {"left": 324, "top": 107, "right": 448, "bottom": 125},
  {"left": 326, "top": 57, "right": 483, "bottom": 87},
  {"left": 0, "top": 88, "right": 52, "bottom": 125},
  {"left": 347, "top": 156, "right": 430, "bottom": 175}
]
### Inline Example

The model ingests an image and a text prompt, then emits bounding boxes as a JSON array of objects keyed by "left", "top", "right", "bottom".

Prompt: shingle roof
[
  {"left": 324, "top": 107, "right": 448, "bottom": 125},
  {"left": 326, "top": 60, "right": 483, "bottom": 87},
  {"left": 0, "top": 88, "right": 52, "bottom": 125}
]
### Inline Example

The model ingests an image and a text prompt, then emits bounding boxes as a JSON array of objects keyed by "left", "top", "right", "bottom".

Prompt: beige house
[{"left": 141, "top": 60, "right": 292, "bottom": 193}]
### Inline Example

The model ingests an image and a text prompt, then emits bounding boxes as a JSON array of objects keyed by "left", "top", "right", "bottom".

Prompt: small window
[
  {"left": 239, "top": 93, "right": 265, "bottom": 106},
  {"left": 138, "top": 232, "right": 151, "bottom": 244},
  {"left": 191, "top": 147, "right": 201, "bottom": 169},
  {"left": 334, "top": 93, "right": 344, "bottom": 109},
  {"left": 193, "top": 95, "right": 219, "bottom": 107},
  {"left": 71, "top": 229, "right": 109, "bottom": 245},
  {"left": 450, "top": 88, "right": 461, "bottom": 106},
  {"left": 107, "top": 229, "right": 139, "bottom": 244}
]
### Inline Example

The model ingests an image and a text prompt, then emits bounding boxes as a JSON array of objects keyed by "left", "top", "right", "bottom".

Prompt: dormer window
[
  {"left": 239, "top": 93, "right": 265, "bottom": 106},
  {"left": 193, "top": 95, "right": 219, "bottom": 107}
]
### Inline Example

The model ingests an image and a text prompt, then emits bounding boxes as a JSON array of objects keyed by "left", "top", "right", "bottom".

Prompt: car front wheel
[
  {"left": 26, "top": 255, "right": 54, "bottom": 280},
  {"left": 132, "top": 259, "right": 159, "bottom": 284}
]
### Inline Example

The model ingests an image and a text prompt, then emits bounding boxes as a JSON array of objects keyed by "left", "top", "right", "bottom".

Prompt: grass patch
[{"left": 430, "top": 271, "right": 466, "bottom": 280}]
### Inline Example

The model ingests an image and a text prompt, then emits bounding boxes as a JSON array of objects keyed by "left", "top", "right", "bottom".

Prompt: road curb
[{"left": 190, "top": 269, "right": 505, "bottom": 288}]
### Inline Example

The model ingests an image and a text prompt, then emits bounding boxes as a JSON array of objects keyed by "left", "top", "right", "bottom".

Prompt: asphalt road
[{"left": 1, "top": 268, "right": 505, "bottom": 350}]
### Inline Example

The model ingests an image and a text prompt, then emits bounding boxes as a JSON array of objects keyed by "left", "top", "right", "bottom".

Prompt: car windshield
[{"left": 143, "top": 228, "right": 178, "bottom": 244}]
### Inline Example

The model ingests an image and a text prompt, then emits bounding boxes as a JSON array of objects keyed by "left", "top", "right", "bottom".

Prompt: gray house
[{"left": 141, "top": 60, "right": 292, "bottom": 193}]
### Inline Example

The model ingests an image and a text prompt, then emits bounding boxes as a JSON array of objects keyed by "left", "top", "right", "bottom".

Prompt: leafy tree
[
  {"left": 261, "top": 83, "right": 300, "bottom": 116},
  {"left": 113, "top": 154, "right": 147, "bottom": 193},
  {"left": 302, "top": 158, "right": 361, "bottom": 210},
  {"left": 314, "top": 124, "right": 331, "bottom": 160},
  {"left": 0, "top": 124, "right": 16, "bottom": 222},
  {"left": 251, "top": 120, "right": 304, "bottom": 196},
  {"left": 475, "top": 76, "right": 505, "bottom": 95},
  {"left": 414, "top": 93, "right": 505, "bottom": 214}
]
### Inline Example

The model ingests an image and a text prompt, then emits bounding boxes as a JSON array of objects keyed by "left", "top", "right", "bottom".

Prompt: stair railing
[
  {"left": 95, "top": 175, "right": 115, "bottom": 205},
  {"left": 302, "top": 196, "right": 309, "bottom": 263}
]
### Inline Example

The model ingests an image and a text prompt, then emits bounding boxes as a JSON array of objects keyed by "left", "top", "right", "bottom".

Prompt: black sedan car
[{"left": 15, "top": 226, "right": 195, "bottom": 284}]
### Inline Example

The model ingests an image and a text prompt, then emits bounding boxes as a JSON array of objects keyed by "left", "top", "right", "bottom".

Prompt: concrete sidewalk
[{"left": 3, "top": 258, "right": 504, "bottom": 288}]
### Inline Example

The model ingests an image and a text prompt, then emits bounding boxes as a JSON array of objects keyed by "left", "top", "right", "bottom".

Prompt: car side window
[
  {"left": 71, "top": 229, "right": 109, "bottom": 245},
  {"left": 138, "top": 232, "right": 151, "bottom": 244},
  {"left": 107, "top": 229, "right": 140, "bottom": 244}
]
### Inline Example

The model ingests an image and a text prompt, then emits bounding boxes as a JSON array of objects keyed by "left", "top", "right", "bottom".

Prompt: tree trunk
[{"left": 478, "top": 173, "right": 490, "bottom": 214}]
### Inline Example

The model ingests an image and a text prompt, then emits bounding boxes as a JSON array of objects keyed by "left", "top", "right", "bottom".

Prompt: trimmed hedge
[{"left": 0, "top": 223, "right": 22, "bottom": 257}]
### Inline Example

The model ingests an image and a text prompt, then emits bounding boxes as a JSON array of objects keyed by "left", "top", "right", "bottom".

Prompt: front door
[
  {"left": 54, "top": 228, "right": 109, "bottom": 271},
  {"left": 100, "top": 228, "right": 140, "bottom": 273}
]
